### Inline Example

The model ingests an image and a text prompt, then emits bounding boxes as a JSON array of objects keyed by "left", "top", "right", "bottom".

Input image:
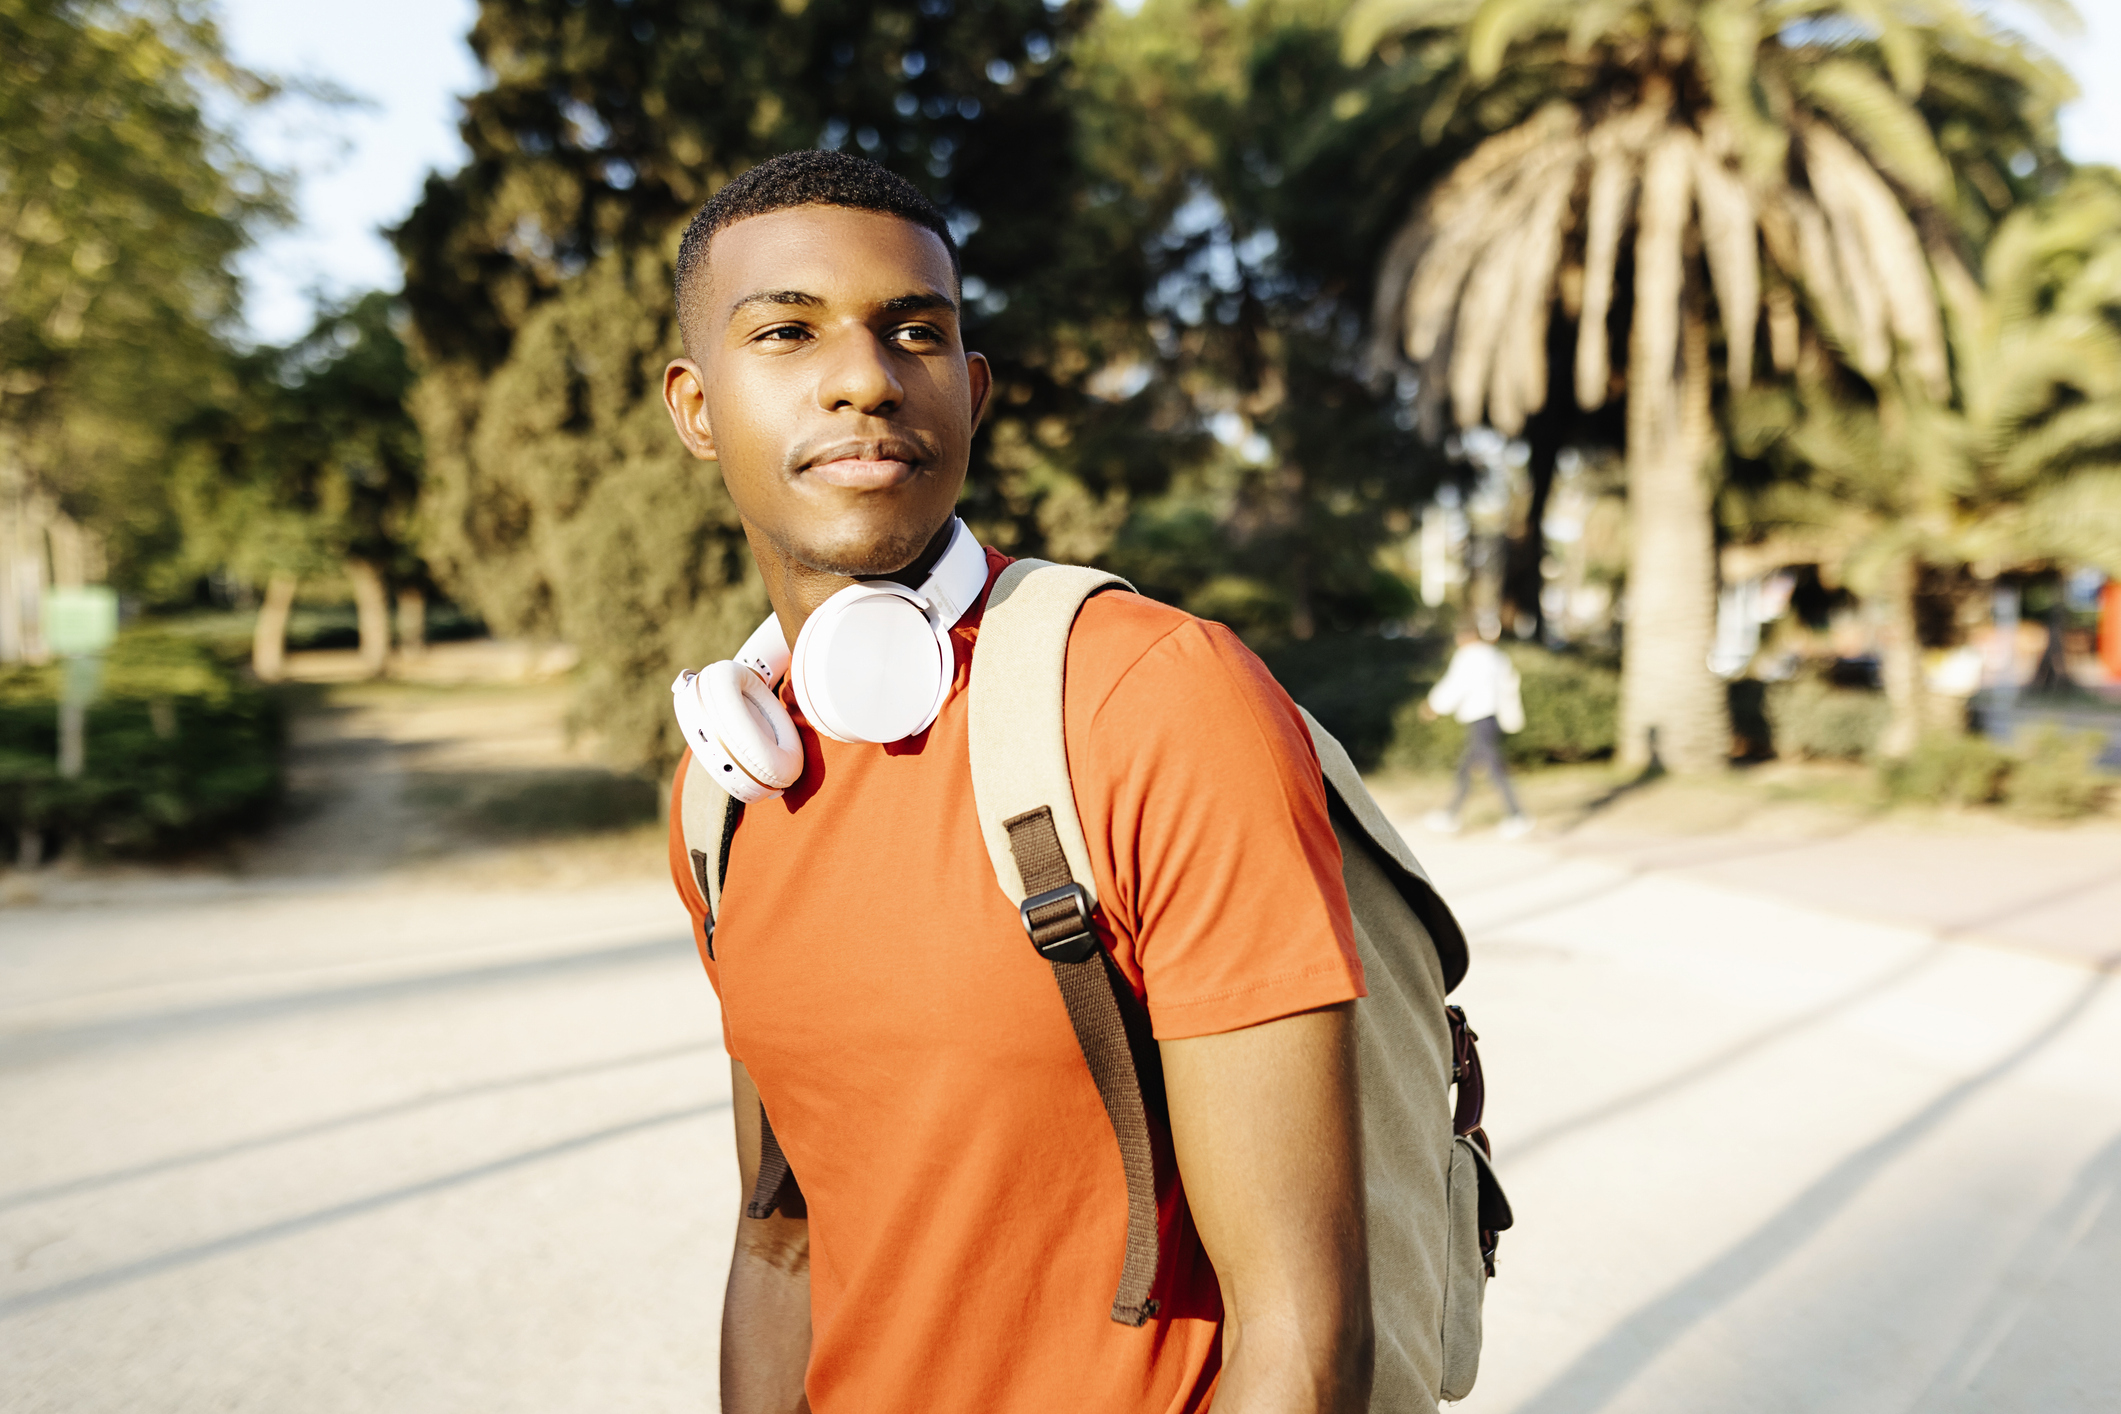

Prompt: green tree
[
  {"left": 0, "top": 0, "right": 285, "bottom": 652},
  {"left": 1072, "top": 0, "right": 1450, "bottom": 642},
  {"left": 1341, "top": 0, "right": 2072, "bottom": 772},
  {"left": 1745, "top": 166, "right": 2121, "bottom": 750},
  {"left": 171, "top": 293, "right": 426, "bottom": 679},
  {"left": 393, "top": 0, "right": 1197, "bottom": 769}
]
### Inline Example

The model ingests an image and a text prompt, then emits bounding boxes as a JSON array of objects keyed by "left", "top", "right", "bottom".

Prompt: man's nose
[{"left": 816, "top": 329, "right": 904, "bottom": 415}]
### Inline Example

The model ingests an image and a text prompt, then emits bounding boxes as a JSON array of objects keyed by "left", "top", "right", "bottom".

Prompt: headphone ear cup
[
  {"left": 791, "top": 586, "right": 953, "bottom": 744},
  {"left": 674, "top": 662, "right": 804, "bottom": 801}
]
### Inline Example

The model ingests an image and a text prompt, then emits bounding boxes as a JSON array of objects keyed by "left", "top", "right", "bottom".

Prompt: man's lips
[
  {"left": 799, "top": 438, "right": 926, "bottom": 490},
  {"left": 807, "top": 456, "right": 917, "bottom": 489}
]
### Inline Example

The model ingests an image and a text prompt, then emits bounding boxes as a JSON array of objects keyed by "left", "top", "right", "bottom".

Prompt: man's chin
[{"left": 786, "top": 517, "right": 947, "bottom": 580}]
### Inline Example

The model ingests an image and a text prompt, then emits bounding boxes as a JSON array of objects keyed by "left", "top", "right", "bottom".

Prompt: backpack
[{"left": 678, "top": 559, "right": 1512, "bottom": 1410}]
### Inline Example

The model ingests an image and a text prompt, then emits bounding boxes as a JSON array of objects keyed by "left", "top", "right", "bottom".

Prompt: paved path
[
  {"left": 1, "top": 881, "right": 734, "bottom": 1413},
  {"left": 4, "top": 816, "right": 2119, "bottom": 1410},
  {"left": 1419, "top": 829, "right": 2121, "bottom": 1414}
]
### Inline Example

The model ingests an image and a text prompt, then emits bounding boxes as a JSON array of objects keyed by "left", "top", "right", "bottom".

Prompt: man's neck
[{"left": 747, "top": 518, "right": 958, "bottom": 644}]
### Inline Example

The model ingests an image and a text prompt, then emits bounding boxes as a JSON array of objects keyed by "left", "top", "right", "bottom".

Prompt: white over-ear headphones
[{"left": 671, "top": 518, "right": 989, "bottom": 802}]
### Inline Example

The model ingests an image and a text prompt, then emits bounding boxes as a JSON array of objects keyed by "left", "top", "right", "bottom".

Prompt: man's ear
[
  {"left": 663, "top": 358, "right": 719, "bottom": 461},
  {"left": 965, "top": 351, "right": 994, "bottom": 436}
]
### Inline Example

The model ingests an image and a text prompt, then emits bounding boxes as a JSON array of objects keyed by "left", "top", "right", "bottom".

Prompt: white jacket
[{"left": 1426, "top": 642, "right": 1525, "bottom": 733}]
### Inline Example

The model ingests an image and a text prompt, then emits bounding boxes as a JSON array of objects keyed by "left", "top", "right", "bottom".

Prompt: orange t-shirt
[{"left": 666, "top": 550, "right": 1363, "bottom": 1414}]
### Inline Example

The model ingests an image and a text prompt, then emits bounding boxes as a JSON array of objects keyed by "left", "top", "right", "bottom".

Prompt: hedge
[
  {"left": 1382, "top": 643, "right": 1620, "bottom": 771},
  {"left": 0, "top": 632, "right": 283, "bottom": 859}
]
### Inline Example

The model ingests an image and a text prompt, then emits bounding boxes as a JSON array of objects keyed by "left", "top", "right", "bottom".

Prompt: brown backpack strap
[{"left": 1003, "top": 804, "right": 1162, "bottom": 1326}]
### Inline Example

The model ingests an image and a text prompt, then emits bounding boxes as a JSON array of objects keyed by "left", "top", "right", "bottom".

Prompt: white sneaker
[
  {"left": 1423, "top": 810, "right": 1462, "bottom": 835},
  {"left": 1498, "top": 814, "right": 1535, "bottom": 840}
]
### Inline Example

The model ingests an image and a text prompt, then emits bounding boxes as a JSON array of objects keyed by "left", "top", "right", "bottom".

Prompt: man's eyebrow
[
  {"left": 880, "top": 290, "right": 959, "bottom": 315},
  {"left": 725, "top": 288, "right": 824, "bottom": 321}
]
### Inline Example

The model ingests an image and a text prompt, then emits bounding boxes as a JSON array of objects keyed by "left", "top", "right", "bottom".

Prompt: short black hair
[{"left": 673, "top": 150, "right": 960, "bottom": 353}]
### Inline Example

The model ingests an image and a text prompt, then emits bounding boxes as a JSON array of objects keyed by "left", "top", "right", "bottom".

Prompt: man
[
  {"left": 1419, "top": 622, "right": 1531, "bottom": 838},
  {"left": 660, "top": 150, "right": 1370, "bottom": 1414}
]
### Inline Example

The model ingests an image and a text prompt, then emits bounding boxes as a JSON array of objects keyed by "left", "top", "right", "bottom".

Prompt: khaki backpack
[{"left": 678, "top": 559, "right": 1511, "bottom": 1410}]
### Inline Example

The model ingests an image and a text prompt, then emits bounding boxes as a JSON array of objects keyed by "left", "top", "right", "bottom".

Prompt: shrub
[
  {"left": 1381, "top": 643, "right": 1619, "bottom": 772},
  {"left": 1264, "top": 632, "right": 1448, "bottom": 771},
  {"left": 1766, "top": 677, "right": 1889, "bottom": 760},
  {"left": 1885, "top": 732, "right": 2012, "bottom": 806},
  {"left": 0, "top": 631, "right": 283, "bottom": 859},
  {"left": 2004, "top": 727, "right": 2109, "bottom": 820},
  {"left": 1508, "top": 645, "right": 1619, "bottom": 764}
]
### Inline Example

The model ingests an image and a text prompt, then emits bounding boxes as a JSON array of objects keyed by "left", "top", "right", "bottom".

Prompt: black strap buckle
[{"left": 1020, "top": 882, "right": 1098, "bottom": 963}]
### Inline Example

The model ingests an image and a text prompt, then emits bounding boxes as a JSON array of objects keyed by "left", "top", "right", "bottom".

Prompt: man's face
[{"left": 663, "top": 205, "right": 991, "bottom": 579}]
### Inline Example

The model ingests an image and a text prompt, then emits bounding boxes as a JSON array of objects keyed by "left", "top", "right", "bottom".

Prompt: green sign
[{"left": 44, "top": 585, "right": 118, "bottom": 657}]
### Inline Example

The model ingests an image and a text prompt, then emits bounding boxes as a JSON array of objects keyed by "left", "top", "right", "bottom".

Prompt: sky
[
  {"left": 216, "top": 0, "right": 2121, "bottom": 346},
  {"left": 218, "top": 0, "right": 481, "bottom": 345}
]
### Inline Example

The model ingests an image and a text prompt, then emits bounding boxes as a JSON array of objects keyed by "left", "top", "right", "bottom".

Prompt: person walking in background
[{"left": 1422, "top": 622, "right": 1533, "bottom": 839}]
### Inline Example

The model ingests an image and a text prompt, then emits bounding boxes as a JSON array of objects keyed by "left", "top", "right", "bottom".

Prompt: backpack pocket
[{"left": 1439, "top": 1134, "right": 1488, "bottom": 1401}]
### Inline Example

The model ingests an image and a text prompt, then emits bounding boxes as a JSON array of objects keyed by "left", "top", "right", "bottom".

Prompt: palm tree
[
  {"left": 1753, "top": 167, "right": 2121, "bottom": 753},
  {"left": 1342, "top": 0, "right": 2072, "bottom": 772}
]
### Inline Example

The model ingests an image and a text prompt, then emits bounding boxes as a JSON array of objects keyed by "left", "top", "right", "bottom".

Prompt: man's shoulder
[
  {"left": 1057, "top": 589, "right": 1304, "bottom": 747},
  {"left": 1063, "top": 589, "right": 1244, "bottom": 703}
]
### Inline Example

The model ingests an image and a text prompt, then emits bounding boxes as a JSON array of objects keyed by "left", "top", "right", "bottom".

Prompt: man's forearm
[
  {"left": 721, "top": 1229, "right": 813, "bottom": 1414},
  {"left": 1212, "top": 1301, "right": 1373, "bottom": 1414}
]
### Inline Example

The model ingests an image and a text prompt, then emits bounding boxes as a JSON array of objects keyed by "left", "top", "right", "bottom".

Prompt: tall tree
[
  {"left": 1072, "top": 0, "right": 1451, "bottom": 643},
  {"left": 1743, "top": 166, "right": 2121, "bottom": 750},
  {"left": 0, "top": 0, "right": 284, "bottom": 655},
  {"left": 171, "top": 294, "right": 427, "bottom": 679},
  {"left": 393, "top": 0, "right": 1199, "bottom": 769},
  {"left": 1342, "top": 0, "right": 2072, "bottom": 771}
]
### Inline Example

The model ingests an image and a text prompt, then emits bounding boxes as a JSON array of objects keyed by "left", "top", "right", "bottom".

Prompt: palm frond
[
  {"left": 1465, "top": 0, "right": 1581, "bottom": 79},
  {"left": 1365, "top": 215, "right": 1431, "bottom": 379},
  {"left": 1973, "top": 466, "right": 2121, "bottom": 574},
  {"left": 1992, "top": 398, "right": 2121, "bottom": 490},
  {"left": 1489, "top": 153, "right": 1579, "bottom": 431},
  {"left": 1796, "top": 153, "right": 1890, "bottom": 375},
  {"left": 1575, "top": 117, "right": 1644, "bottom": 410},
  {"left": 1691, "top": 140, "right": 1760, "bottom": 391},
  {"left": 1807, "top": 123, "right": 1945, "bottom": 393},
  {"left": 1797, "top": 59, "right": 1952, "bottom": 204},
  {"left": 1707, "top": 2, "right": 1795, "bottom": 184},
  {"left": 1567, "top": 0, "right": 1648, "bottom": 57},
  {"left": 1450, "top": 216, "right": 1537, "bottom": 426},
  {"left": 1340, "top": 0, "right": 1482, "bottom": 63},
  {"left": 1402, "top": 106, "right": 1581, "bottom": 359}
]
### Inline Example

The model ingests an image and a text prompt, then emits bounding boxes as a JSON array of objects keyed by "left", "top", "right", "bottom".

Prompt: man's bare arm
[
  {"left": 1160, "top": 1003, "right": 1370, "bottom": 1414},
  {"left": 723, "top": 1060, "right": 813, "bottom": 1414}
]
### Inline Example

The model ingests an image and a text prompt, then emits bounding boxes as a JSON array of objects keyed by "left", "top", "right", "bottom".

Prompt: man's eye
[
  {"left": 892, "top": 324, "right": 943, "bottom": 347},
  {"left": 758, "top": 325, "right": 808, "bottom": 342}
]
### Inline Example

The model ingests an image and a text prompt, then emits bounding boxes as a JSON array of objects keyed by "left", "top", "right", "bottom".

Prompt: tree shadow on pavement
[
  {"left": 0, "top": 933, "right": 688, "bottom": 1065},
  {"left": 0, "top": 1040, "right": 715, "bottom": 1215},
  {"left": 1510, "top": 963, "right": 2115, "bottom": 1414},
  {"left": 1503, "top": 943, "right": 1949, "bottom": 1167},
  {"left": 0, "top": 1100, "right": 730, "bottom": 1319},
  {"left": 1911, "top": 1127, "right": 2121, "bottom": 1411}
]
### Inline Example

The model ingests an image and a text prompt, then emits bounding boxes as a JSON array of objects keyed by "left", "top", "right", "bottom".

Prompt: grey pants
[{"left": 1450, "top": 716, "right": 1522, "bottom": 817}]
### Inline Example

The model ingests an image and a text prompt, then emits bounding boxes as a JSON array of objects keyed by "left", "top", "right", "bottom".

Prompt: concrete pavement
[
  {"left": 4, "top": 812, "right": 2119, "bottom": 1411},
  {"left": 1, "top": 881, "right": 735, "bottom": 1413},
  {"left": 1416, "top": 828, "right": 2121, "bottom": 1414}
]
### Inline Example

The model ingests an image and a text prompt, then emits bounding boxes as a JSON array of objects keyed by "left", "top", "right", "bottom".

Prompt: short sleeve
[{"left": 1066, "top": 608, "right": 1365, "bottom": 1040}]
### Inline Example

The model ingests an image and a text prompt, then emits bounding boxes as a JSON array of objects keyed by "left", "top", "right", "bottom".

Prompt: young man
[{"left": 660, "top": 150, "right": 1370, "bottom": 1414}]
